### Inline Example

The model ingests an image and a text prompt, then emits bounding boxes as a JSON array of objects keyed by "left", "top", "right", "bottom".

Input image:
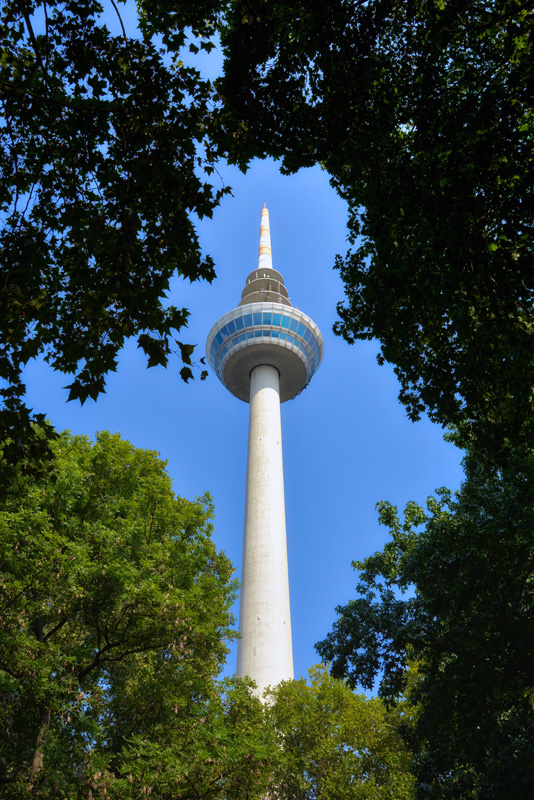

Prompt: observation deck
[{"left": 206, "top": 207, "right": 323, "bottom": 403}]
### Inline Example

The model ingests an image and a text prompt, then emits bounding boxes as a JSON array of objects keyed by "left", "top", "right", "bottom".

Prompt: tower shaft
[{"left": 237, "top": 364, "right": 293, "bottom": 694}]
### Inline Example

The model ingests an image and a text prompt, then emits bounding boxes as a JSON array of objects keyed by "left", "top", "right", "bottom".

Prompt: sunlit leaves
[
  {"left": 267, "top": 665, "right": 415, "bottom": 800},
  {"left": 0, "top": 429, "right": 245, "bottom": 797}
]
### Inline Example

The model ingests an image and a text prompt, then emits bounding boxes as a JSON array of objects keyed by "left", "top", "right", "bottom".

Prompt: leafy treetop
[
  {"left": 266, "top": 664, "right": 415, "bottom": 800},
  {"left": 0, "top": 429, "right": 278, "bottom": 798}
]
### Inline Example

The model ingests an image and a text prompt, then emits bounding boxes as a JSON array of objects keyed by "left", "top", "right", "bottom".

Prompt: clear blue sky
[
  {"left": 22, "top": 4, "right": 465, "bottom": 687},
  {"left": 23, "top": 158, "right": 464, "bottom": 685}
]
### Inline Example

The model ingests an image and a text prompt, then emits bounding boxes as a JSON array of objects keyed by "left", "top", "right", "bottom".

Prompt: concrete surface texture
[{"left": 237, "top": 363, "right": 293, "bottom": 694}]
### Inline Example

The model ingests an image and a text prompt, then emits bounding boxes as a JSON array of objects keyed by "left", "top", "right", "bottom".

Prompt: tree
[
  {"left": 221, "top": 0, "right": 534, "bottom": 458},
  {"left": 316, "top": 447, "right": 534, "bottom": 799},
  {"left": 0, "top": 0, "right": 239, "bottom": 474},
  {"left": 266, "top": 664, "right": 415, "bottom": 800},
  {"left": 0, "top": 430, "right": 275, "bottom": 798}
]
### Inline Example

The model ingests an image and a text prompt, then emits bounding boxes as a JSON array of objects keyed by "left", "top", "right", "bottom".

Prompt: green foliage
[
  {"left": 266, "top": 665, "right": 415, "bottom": 800},
  {"left": 221, "top": 0, "right": 534, "bottom": 458},
  {"left": 0, "top": 0, "right": 234, "bottom": 474},
  {"left": 317, "top": 448, "right": 534, "bottom": 798},
  {"left": 0, "top": 430, "right": 274, "bottom": 798}
]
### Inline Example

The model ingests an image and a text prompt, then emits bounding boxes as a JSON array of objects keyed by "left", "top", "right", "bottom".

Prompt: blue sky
[{"left": 23, "top": 157, "right": 464, "bottom": 686}]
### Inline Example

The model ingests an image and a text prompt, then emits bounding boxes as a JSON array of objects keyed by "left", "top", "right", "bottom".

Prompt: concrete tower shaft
[
  {"left": 237, "top": 364, "right": 293, "bottom": 688},
  {"left": 206, "top": 207, "right": 323, "bottom": 696}
]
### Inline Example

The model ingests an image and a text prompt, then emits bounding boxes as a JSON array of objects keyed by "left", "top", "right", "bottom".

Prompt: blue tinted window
[
  {"left": 289, "top": 318, "right": 298, "bottom": 333},
  {"left": 287, "top": 335, "right": 294, "bottom": 344},
  {"left": 273, "top": 313, "right": 281, "bottom": 325},
  {"left": 246, "top": 331, "right": 254, "bottom": 339},
  {"left": 254, "top": 330, "right": 262, "bottom": 337},
  {"left": 221, "top": 346, "right": 228, "bottom": 357},
  {"left": 303, "top": 327, "right": 312, "bottom": 341},
  {"left": 244, "top": 314, "right": 252, "bottom": 327},
  {"left": 232, "top": 336, "right": 239, "bottom": 345},
  {"left": 279, "top": 332, "right": 287, "bottom": 341},
  {"left": 211, "top": 342, "right": 217, "bottom": 361},
  {"left": 309, "top": 335, "right": 317, "bottom": 349},
  {"left": 262, "top": 312, "right": 272, "bottom": 324},
  {"left": 239, "top": 333, "right": 246, "bottom": 342},
  {"left": 271, "top": 330, "right": 279, "bottom": 338},
  {"left": 235, "top": 316, "right": 244, "bottom": 330},
  {"left": 221, "top": 325, "right": 229, "bottom": 338},
  {"left": 253, "top": 312, "right": 262, "bottom": 325},
  {"left": 215, "top": 331, "right": 223, "bottom": 346},
  {"left": 228, "top": 320, "right": 236, "bottom": 334},
  {"left": 281, "top": 315, "right": 290, "bottom": 328},
  {"left": 297, "top": 322, "right": 306, "bottom": 337},
  {"left": 263, "top": 330, "right": 271, "bottom": 337}
]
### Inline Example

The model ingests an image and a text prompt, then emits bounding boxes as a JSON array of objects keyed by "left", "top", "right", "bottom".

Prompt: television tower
[{"left": 206, "top": 206, "right": 323, "bottom": 695}]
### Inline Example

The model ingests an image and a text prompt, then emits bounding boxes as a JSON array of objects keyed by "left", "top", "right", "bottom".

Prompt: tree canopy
[
  {"left": 221, "top": 0, "right": 534, "bottom": 459},
  {"left": 0, "top": 0, "right": 239, "bottom": 473},
  {"left": 8, "top": 1, "right": 533, "bottom": 468},
  {"left": 316, "top": 446, "right": 534, "bottom": 798},
  {"left": 0, "top": 430, "right": 276, "bottom": 798},
  {"left": 267, "top": 664, "right": 415, "bottom": 800}
]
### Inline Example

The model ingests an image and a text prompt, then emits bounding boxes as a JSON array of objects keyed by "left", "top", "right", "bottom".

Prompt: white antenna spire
[{"left": 258, "top": 204, "right": 273, "bottom": 271}]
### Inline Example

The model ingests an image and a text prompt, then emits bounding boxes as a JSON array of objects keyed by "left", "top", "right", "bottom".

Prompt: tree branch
[
  {"left": 110, "top": 0, "right": 128, "bottom": 44},
  {"left": 23, "top": 12, "right": 45, "bottom": 75}
]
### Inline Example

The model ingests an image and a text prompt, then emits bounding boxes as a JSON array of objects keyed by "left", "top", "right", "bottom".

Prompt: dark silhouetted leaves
[
  {"left": 221, "top": 0, "right": 534, "bottom": 461},
  {"left": 0, "top": 0, "right": 234, "bottom": 475}
]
